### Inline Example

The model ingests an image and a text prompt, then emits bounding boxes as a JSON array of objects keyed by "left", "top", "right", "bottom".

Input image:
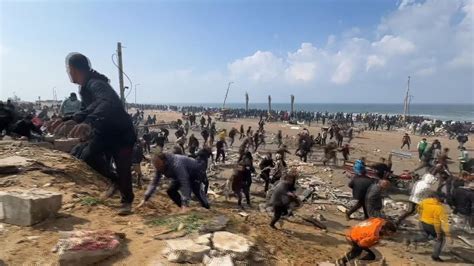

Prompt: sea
[{"left": 163, "top": 103, "right": 474, "bottom": 122}]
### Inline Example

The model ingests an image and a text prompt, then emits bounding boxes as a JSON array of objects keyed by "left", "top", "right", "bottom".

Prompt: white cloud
[
  {"left": 415, "top": 66, "right": 436, "bottom": 76},
  {"left": 398, "top": 0, "right": 416, "bottom": 10},
  {"left": 227, "top": 0, "right": 471, "bottom": 100},
  {"left": 331, "top": 59, "right": 354, "bottom": 85},
  {"left": 371, "top": 35, "right": 415, "bottom": 55},
  {"left": 366, "top": 55, "right": 386, "bottom": 71},
  {"left": 228, "top": 51, "right": 284, "bottom": 82},
  {"left": 285, "top": 62, "right": 317, "bottom": 82}
]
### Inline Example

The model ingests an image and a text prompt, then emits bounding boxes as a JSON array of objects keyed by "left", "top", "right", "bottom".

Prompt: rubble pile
[{"left": 162, "top": 231, "right": 254, "bottom": 265}]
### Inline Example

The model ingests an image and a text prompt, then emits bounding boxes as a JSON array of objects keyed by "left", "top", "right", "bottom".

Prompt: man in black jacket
[
  {"left": 259, "top": 153, "right": 275, "bottom": 192},
  {"left": 66, "top": 53, "right": 136, "bottom": 215},
  {"left": 346, "top": 175, "right": 375, "bottom": 220},
  {"left": 365, "top": 179, "right": 391, "bottom": 218}
]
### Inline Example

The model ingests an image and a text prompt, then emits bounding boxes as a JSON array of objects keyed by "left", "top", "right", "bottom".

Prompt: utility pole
[
  {"left": 117, "top": 42, "right": 125, "bottom": 105},
  {"left": 135, "top": 83, "right": 140, "bottom": 105},
  {"left": 52, "top": 87, "right": 57, "bottom": 101},
  {"left": 403, "top": 76, "right": 410, "bottom": 121}
]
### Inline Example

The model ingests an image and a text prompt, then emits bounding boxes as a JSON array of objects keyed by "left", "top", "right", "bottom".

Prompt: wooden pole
[
  {"left": 245, "top": 92, "right": 249, "bottom": 114},
  {"left": 268, "top": 95, "right": 272, "bottom": 114}
]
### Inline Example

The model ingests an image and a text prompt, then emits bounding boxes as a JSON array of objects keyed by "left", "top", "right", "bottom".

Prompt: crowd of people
[{"left": 0, "top": 52, "right": 472, "bottom": 265}]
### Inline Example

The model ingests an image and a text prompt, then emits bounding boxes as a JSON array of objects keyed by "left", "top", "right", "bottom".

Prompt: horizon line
[{"left": 136, "top": 102, "right": 474, "bottom": 105}]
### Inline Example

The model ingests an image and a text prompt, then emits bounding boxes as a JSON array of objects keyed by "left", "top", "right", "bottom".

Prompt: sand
[{"left": 0, "top": 110, "right": 472, "bottom": 265}]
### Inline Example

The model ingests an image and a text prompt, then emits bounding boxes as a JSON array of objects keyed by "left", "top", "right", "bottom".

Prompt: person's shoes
[
  {"left": 431, "top": 256, "right": 443, "bottom": 262},
  {"left": 345, "top": 212, "right": 351, "bottom": 221},
  {"left": 103, "top": 184, "right": 118, "bottom": 199},
  {"left": 403, "top": 238, "right": 411, "bottom": 251},
  {"left": 117, "top": 203, "right": 132, "bottom": 216},
  {"left": 360, "top": 254, "right": 376, "bottom": 261}
]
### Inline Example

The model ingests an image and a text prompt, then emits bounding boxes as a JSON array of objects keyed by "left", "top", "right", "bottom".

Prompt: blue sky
[{"left": 1, "top": 0, "right": 473, "bottom": 104}]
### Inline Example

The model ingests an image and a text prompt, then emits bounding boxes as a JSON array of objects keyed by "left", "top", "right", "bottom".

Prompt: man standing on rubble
[{"left": 65, "top": 53, "right": 136, "bottom": 215}]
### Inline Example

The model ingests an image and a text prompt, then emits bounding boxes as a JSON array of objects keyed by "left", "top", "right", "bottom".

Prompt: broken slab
[
  {"left": 212, "top": 231, "right": 254, "bottom": 260},
  {"left": 54, "top": 230, "right": 125, "bottom": 265},
  {"left": 337, "top": 205, "right": 348, "bottom": 213},
  {"left": 199, "top": 215, "right": 229, "bottom": 233},
  {"left": 165, "top": 238, "right": 211, "bottom": 263},
  {"left": 54, "top": 138, "right": 80, "bottom": 153},
  {"left": 194, "top": 233, "right": 212, "bottom": 246},
  {"left": 154, "top": 230, "right": 188, "bottom": 240},
  {"left": 0, "top": 156, "right": 33, "bottom": 174},
  {"left": 0, "top": 189, "right": 62, "bottom": 226},
  {"left": 203, "top": 254, "right": 234, "bottom": 266},
  {"left": 0, "top": 156, "right": 32, "bottom": 167}
]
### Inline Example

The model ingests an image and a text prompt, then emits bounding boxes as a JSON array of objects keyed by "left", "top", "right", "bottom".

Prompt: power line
[{"left": 111, "top": 53, "right": 134, "bottom": 100}]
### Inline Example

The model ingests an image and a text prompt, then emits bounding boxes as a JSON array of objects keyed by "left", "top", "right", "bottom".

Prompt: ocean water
[{"left": 165, "top": 103, "right": 474, "bottom": 122}]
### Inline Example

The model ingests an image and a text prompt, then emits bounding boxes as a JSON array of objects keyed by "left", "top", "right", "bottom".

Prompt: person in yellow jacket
[
  {"left": 337, "top": 217, "right": 397, "bottom": 265},
  {"left": 218, "top": 129, "right": 227, "bottom": 141},
  {"left": 410, "top": 192, "right": 450, "bottom": 262}
]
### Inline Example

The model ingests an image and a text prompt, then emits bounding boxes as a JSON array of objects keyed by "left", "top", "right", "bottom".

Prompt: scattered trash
[{"left": 337, "top": 206, "right": 348, "bottom": 213}]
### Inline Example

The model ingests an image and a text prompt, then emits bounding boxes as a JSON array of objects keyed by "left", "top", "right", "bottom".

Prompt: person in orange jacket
[{"left": 337, "top": 217, "right": 397, "bottom": 265}]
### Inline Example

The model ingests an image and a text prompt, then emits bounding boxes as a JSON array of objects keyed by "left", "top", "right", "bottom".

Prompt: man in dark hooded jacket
[{"left": 65, "top": 53, "right": 136, "bottom": 215}]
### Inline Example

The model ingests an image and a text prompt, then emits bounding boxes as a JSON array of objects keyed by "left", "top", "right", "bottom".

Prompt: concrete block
[
  {"left": 54, "top": 138, "right": 80, "bottom": 153},
  {"left": 0, "top": 189, "right": 62, "bottom": 226},
  {"left": 55, "top": 230, "right": 125, "bottom": 265}
]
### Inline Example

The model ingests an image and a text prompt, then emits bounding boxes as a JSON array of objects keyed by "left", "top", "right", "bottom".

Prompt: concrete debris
[
  {"left": 199, "top": 215, "right": 229, "bottom": 233},
  {"left": 194, "top": 233, "right": 212, "bottom": 246},
  {"left": 337, "top": 206, "right": 348, "bottom": 213},
  {"left": 154, "top": 230, "right": 187, "bottom": 240},
  {"left": 318, "top": 262, "right": 336, "bottom": 266},
  {"left": 314, "top": 213, "right": 326, "bottom": 222},
  {"left": 26, "top": 235, "right": 40, "bottom": 241},
  {"left": 0, "top": 156, "right": 33, "bottom": 168},
  {"left": 164, "top": 238, "right": 211, "bottom": 263},
  {"left": 203, "top": 254, "right": 234, "bottom": 266},
  {"left": 0, "top": 188, "right": 62, "bottom": 226},
  {"left": 54, "top": 230, "right": 125, "bottom": 265},
  {"left": 458, "top": 236, "right": 473, "bottom": 247},
  {"left": 238, "top": 212, "right": 249, "bottom": 217},
  {"left": 212, "top": 231, "right": 254, "bottom": 260},
  {"left": 53, "top": 138, "right": 80, "bottom": 153}
]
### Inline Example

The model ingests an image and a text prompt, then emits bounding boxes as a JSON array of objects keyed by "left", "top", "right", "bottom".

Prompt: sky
[{"left": 0, "top": 0, "right": 473, "bottom": 104}]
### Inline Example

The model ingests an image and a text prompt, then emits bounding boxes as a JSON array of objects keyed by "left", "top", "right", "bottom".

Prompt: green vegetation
[
  {"left": 80, "top": 196, "right": 104, "bottom": 206},
  {"left": 148, "top": 213, "right": 204, "bottom": 233}
]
